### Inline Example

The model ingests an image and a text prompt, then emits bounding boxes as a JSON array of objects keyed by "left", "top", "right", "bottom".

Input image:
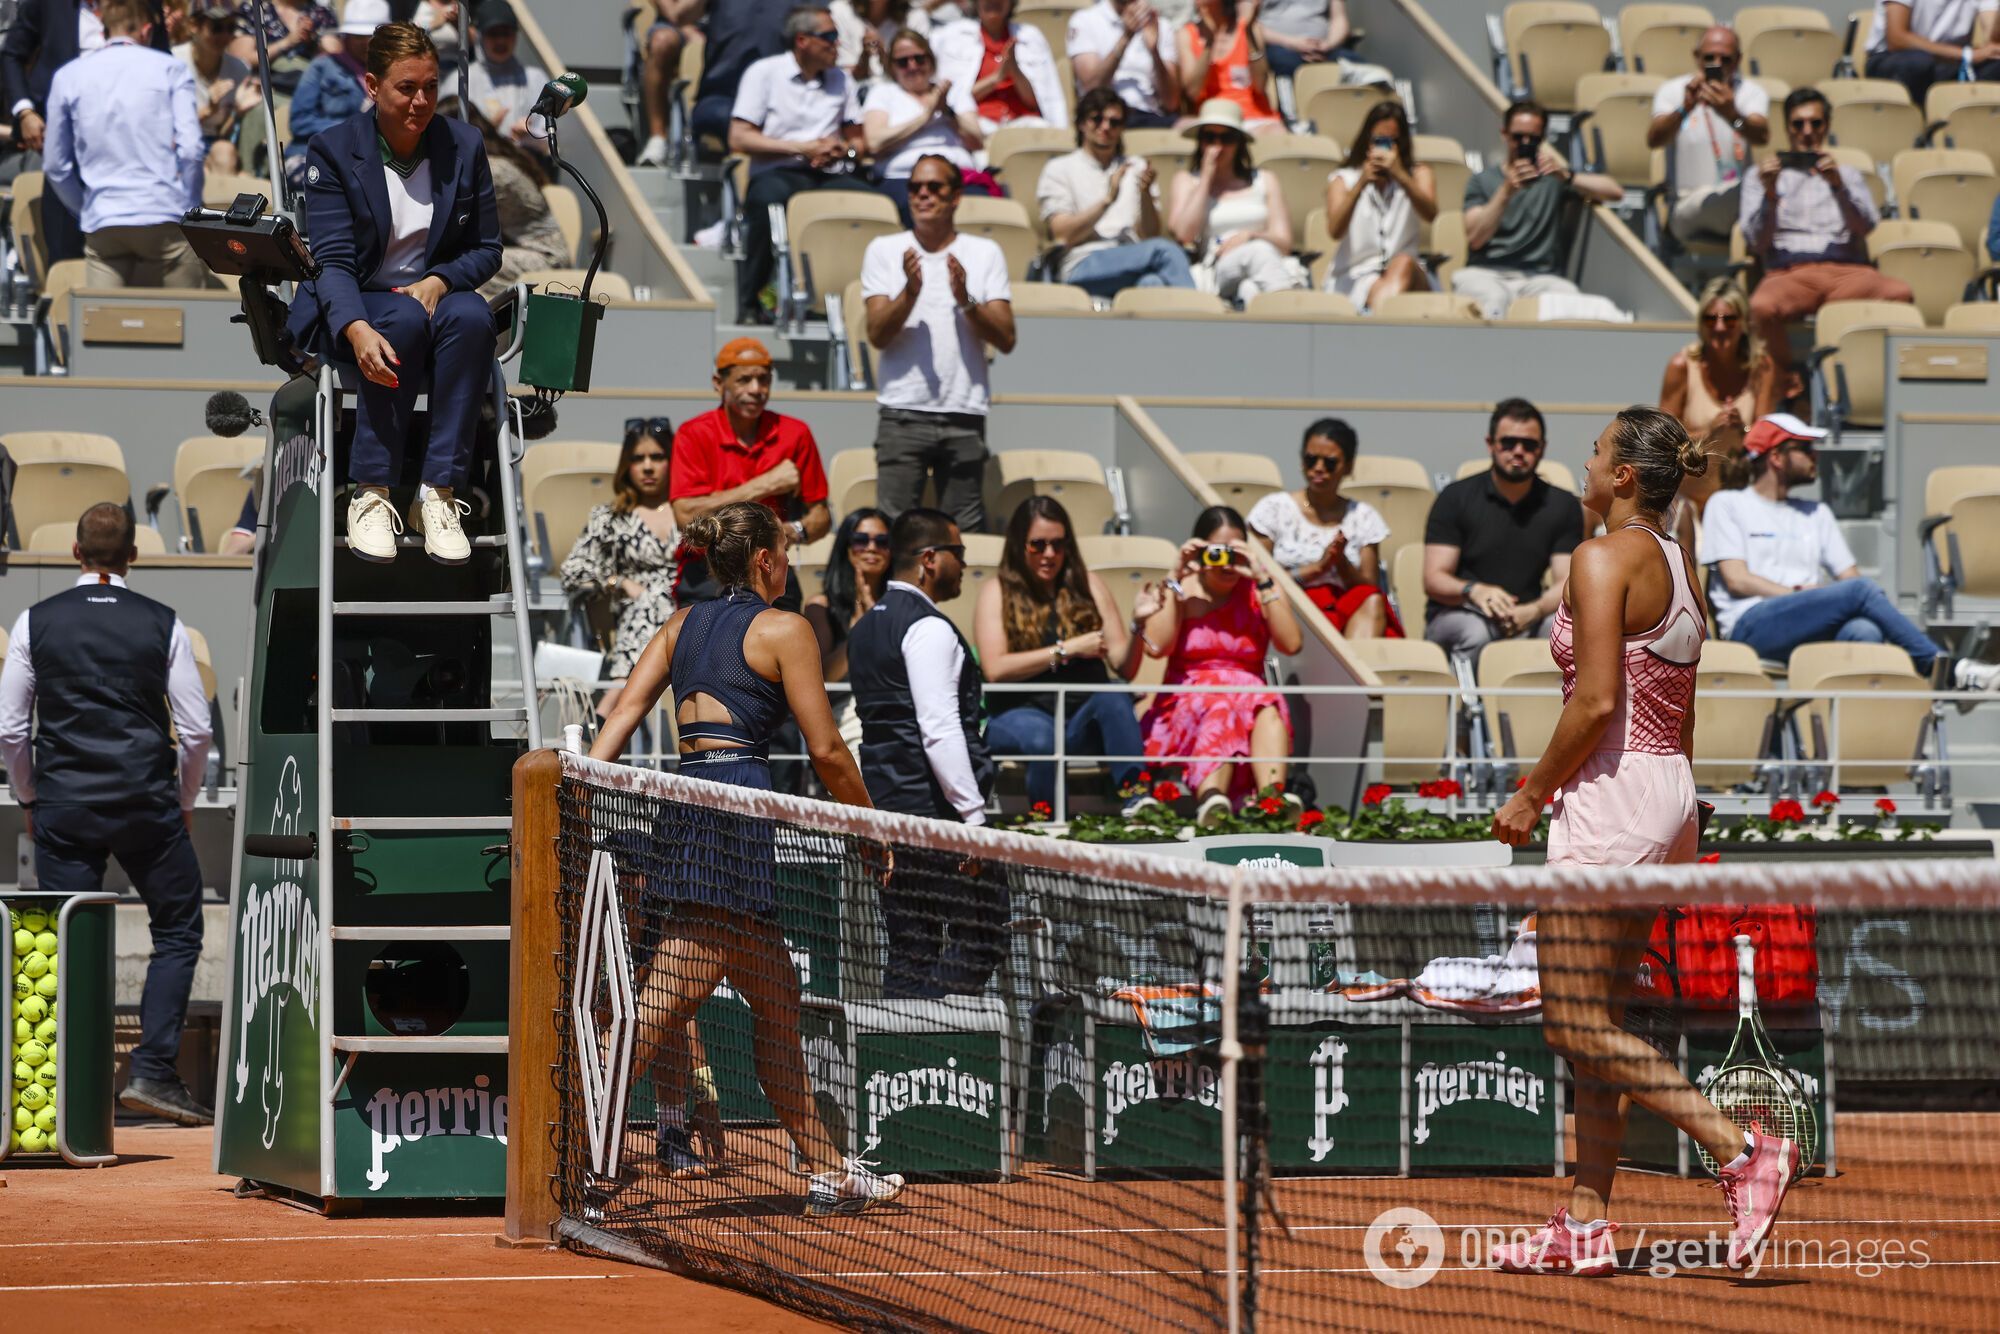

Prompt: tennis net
[{"left": 510, "top": 750, "right": 2000, "bottom": 1331}]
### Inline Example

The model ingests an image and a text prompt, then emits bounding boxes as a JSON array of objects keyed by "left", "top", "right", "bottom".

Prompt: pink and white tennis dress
[{"left": 1545, "top": 527, "right": 1706, "bottom": 865}]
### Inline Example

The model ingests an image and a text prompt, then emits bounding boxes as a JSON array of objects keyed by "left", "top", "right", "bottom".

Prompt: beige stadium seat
[
  {"left": 1015, "top": 0, "right": 1085, "bottom": 53},
  {"left": 1924, "top": 83, "right": 2000, "bottom": 157},
  {"left": 1825, "top": 145, "right": 1886, "bottom": 211},
  {"left": 1303, "top": 206, "right": 1336, "bottom": 289},
  {"left": 1813, "top": 299, "right": 1927, "bottom": 428},
  {"left": 834, "top": 278, "right": 873, "bottom": 390},
  {"left": 1843, "top": 6, "right": 1874, "bottom": 73},
  {"left": 1505, "top": 294, "right": 1630, "bottom": 322},
  {"left": 938, "top": 533, "right": 1006, "bottom": 646},
  {"left": 953, "top": 195, "right": 1040, "bottom": 281},
  {"left": 985, "top": 125, "right": 1073, "bottom": 242},
  {"left": 37, "top": 258, "right": 87, "bottom": 369},
  {"left": 1478, "top": 638, "right": 1565, "bottom": 763},
  {"left": 1455, "top": 456, "right": 1578, "bottom": 491},
  {"left": 1789, "top": 643, "right": 1935, "bottom": 789},
  {"left": 1923, "top": 465, "right": 2000, "bottom": 601},
  {"left": 1574, "top": 73, "right": 1663, "bottom": 187},
  {"left": 994, "top": 449, "right": 1115, "bottom": 535},
  {"left": 1501, "top": 3, "right": 1614, "bottom": 112},
  {"left": 542, "top": 183, "right": 584, "bottom": 265},
  {"left": 1425, "top": 209, "right": 1469, "bottom": 287},
  {"left": 1122, "top": 128, "right": 1188, "bottom": 161},
  {"left": 826, "top": 447, "right": 877, "bottom": 521},
  {"left": 3, "top": 432, "right": 129, "bottom": 541},
  {"left": 1890, "top": 147, "right": 1992, "bottom": 210},
  {"left": 518, "top": 268, "right": 636, "bottom": 303},
  {"left": 1374, "top": 291, "right": 1484, "bottom": 321},
  {"left": 1751, "top": 75, "right": 1794, "bottom": 147},
  {"left": 1413, "top": 135, "right": 1471, "bottom": 216},
  {"left": 184, "top": 625, "right": 218, "bottom": 703},
  {"left": 1346, "top": 638, "right": 1457, "bottom": 784},
  {"left": 1869, "top": 217, "right": 1963, "bottom": 252},
  {"left": 1111, "top": 286, "right": 1229, "bottom": 316},
  {"left": 200, "top": 172, "right": 267, "bottom": 209},
  {"left": 1186, "top": 452, "right": 1285, "bottom": 509},
  {"left": 1903, "top": 166, "right": 2000, "bottom": 258},
  {"left": 1299, "top": 74, "right": 1399, "bottom": 148},
  {"left": 1691, "top": 639, "right": 1778, "bottom": 788},
  {"left": 1620, "top": 4, "right": 1715, "bottom": 74},
  {"left": 1248, "top": 135, "right": 1347, "bottom": 245},
  {"left": 1009, "top": 281, "right": 1098, "bottom": 313},
  {"left": 28, "top": 520, "right": 166, "bottom": 556},
  {"left": 1738, "top": 6, "right": 1840, "bottom": 86},
  {"left": 10, "top": 171, "right": 47, "bottom": 287},
  {"left": 1389, "top": 542, "right": 1429, "bottom": 629},
  {"left": 521, "top": 439, "right": 621, "bottom": 561},
  {"left": 1873, "top": 244, "right": 1976, "bottom": 325},
  {"left": 1821, "top": 81, "right": 1923, "bottom": 166},
  {"left": 1244, "top": 289, "right": 1359, "bottom": 321},
  {"left": 1346, "top": 454, "right": 1435, "bottom": 569},
  {"left": 787, "top": 191, "right": 902, "bottom": 316},
  {"left": 174, "top": 435, "right": 262, "bottom": 552},
  {"left": 790, "top": 531, "right": 834, "bottom": 604},
  {"left": 1077, "top": 533, "right": 1177, "bottom": 622},
  {"left": 1943, "top": 301, "right": 2000, "bottom": 331}
]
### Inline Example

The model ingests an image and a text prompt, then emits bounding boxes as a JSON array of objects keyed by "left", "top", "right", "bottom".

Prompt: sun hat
[
  {"left": 1180, "top": 98, "right": 1249, "bottom": 140},
  {"left": 338, "top": 0, "right": 392, "bottom": 37}
]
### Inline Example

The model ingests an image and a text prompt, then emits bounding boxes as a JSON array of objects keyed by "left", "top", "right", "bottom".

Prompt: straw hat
[{"left": 1180, "top": 98, "right": 1249, "bottom": 140}]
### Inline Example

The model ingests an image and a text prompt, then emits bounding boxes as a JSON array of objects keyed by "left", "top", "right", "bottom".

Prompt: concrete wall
[{"left": 1885, "top": 333, "right": 2000, "bottom": 605}]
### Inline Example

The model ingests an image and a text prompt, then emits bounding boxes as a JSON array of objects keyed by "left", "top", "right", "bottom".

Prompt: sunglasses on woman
[
  {"left": 849, "top": 532, "right": 892, "bottom": 550},
  {"left": 624, "top": 415, "right": 673, "bottom": 443},
  {"left": 1025, "top": 536, "right": 1066, "bottom": 553},
  {"left": 1198, "top": 129, "right": 1237, "bottom": 145},
  {"left": 893, "top": 54, "right": 932, "bottom": 69}
]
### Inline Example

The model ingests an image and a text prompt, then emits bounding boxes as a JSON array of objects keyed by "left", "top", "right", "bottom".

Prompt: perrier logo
[
  {"left": 863, "top": 1058, "right": 996, "bottom": 1154},
  {"left": 1412, "top": 1049, "right": 1546, "bottom": 1145}
]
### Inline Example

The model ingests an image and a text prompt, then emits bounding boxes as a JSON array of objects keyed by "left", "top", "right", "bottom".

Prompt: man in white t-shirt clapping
[
  {"left": 1702, "top": 414, "right": 2000, "bottom": 696},
  {"left": 1067, "top": 0, "right": 1181, "bottom": 129},
  {"left": 1645, "top": 26, "right": 1770, "bottom": 246},
  {"left": 862, "top": 153, "right": 1016, "bottom": 533}
]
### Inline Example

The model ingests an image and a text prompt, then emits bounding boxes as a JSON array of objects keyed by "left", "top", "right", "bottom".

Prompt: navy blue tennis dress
[{"left": 651, "top": 588, "right": 789, "bottom": 917}]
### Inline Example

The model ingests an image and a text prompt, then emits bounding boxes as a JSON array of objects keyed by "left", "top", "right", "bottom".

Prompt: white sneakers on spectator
[
  {"left": 346, "top": 488, "right": 403, "bottom": 562},
  {"left": 409, "top": 484, "right": 473, "bottom": 564},
  {"left": 635, "top": 134, "right": 669, "bottom": 167}
]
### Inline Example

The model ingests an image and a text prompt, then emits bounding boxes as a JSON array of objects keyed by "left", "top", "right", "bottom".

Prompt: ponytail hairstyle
[
  {"left": 1607, "top": 406, "right": 1706, "bottom": 514},
  {"left": 683, "top": 501, "right": 783, "bottom": 591}
]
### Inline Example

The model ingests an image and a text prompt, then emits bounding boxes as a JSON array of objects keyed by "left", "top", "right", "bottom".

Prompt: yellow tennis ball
[
  {"left": 20, "top": 1081, "right": 46, "bottom": 1111},
  {"left": 19, "top": 909, "right": 48, "bottom": 934},
  {"left": 13, "top": 972, "right": 30, "bottom": 999},
  {"left": 35, "top": 1059, "right": 55, "bottom": 1089},
  {"left": 18, "top": 995, "right": 47, "bottom": 1025},
  {"left": 17, "top": 1039, "right": 46, "bottom": 1068},
  {"left": 11, "top": 1104, "right": 27, "bottom": 1132},
  {"left": 33, "top": 1105, "right": 55, "bottom": 1135},
  {"left": 32, "top": 931, "right": 56, "bottom": 957},
  {"left": 12, "top": 1060, "right": 31, "bottom": 1088},
  {"left": 11, "top": 928, "right": 29, "bottom": 957},
  {"left": 12, "top": 1017, "right": 27, "bottom": 1044},
  {"left": 18, "top": 1125, "right": 47, "bottom": 1152},
  {"left": 21, "top": 952, "right": 48, "bottom": 980},
  {"left": 34, "top": 973, "right": 56, "bottom": 999},
  {"left": 34, "top": 1018, "right": 56, "bottom": 1044}
]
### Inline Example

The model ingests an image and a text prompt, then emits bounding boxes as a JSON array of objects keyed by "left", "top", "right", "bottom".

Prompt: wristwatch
[
  {"left": 1729, "top": 115, "right": 1746, "bottom": 132},
  {"left": 1462, "top": 578, "right": 1478, "bottom": 601}
]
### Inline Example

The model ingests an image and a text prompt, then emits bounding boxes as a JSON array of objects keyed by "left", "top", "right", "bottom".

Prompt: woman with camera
[
  {"left": 1322, "top": 100, "right": 1433, "bottom": 310},
  {"left": 1138, "top": 504, "right": 1304, "bottom": 825}
]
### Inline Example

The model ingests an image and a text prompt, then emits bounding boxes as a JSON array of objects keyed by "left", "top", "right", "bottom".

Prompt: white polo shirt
[
  {"left": 1867, "top": 0, "right": 1998, "bottom": 51},
  {"left": 1066, "top": 1, "right": 1174, "bottom": 116},
  {"left": 730, "top": 51, "right": 864, "bottom": 173}
]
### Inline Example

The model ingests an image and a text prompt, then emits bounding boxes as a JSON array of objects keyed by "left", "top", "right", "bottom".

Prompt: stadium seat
[
  {"left": 1374, "top": 291, "right": 1484, "bottom": 321},
  {"left": 1413, "top": 135, "right": 1471, "bottom": 221},
  {"left": 1122, "top": 128, "right": 1187, "bottom": 161},
  {"left": 1015, "top": 0, "right": 1086, "bottom": 53},
  {"left": 827, "top": 448, "right": 877, "bottom": 522},
  {"left": 1500, "top": 2, "right": 1614, "bottom": 111},
  {"left": 1248, "top": 134, "right": 1347, "bottom": 245},
  {"left": 27, "top": 520, "right": 165, "bottom": 555},
  {"left": 1185, "top": 452, "right": 1285, "bottom": 508},
  {"left": 542, "top": 183, "right": 585, "bottom": 265},
  {"left": 1943, "top": 301, "right": 2000, "bottom": 332},
  {"left": 831, "top": 278, "right": 873, "bottom": 390},
  {"left": 1478, "top": 638, "right": 1565, "bottom": 764},
  {"left": 183, "top": 625, "right": 218, "bottom": 706},
  {"left": 1389, "top": 542, "right": 1428, "bottom": 627},
  {"left": 1297, "top": 73, "right": 1398, "bottom": 149},
  {"left": 1873, "top": 244, "right": 1976, "bottom": 325},
  {"left": 1111, "top": 287, "right": 1229, "bottom": 316},
  {"left": 938, "top": 533, "right": 1006, "bottom": 646},
  {"left": 1924, "top": 83, "right": 2000, "bottom": 156},
  {"left": 1920, "top": 465, "right": 2000, "bottom": 617},
  {"left": 1841, "top": 6, "right": 1873, "bottom": 75},
  {"left": 520, "top": 439, "right": 621, "bottom": 562},
  {"left": 1009, "top": 281, "right": 1098, "bottom": 313},
  {"left": 1788, "top": 642, "right": 1939, "bottom": 790},
  {"left": 953, "top": 195, "right": 1041, "bottom": 281},
  {"left": 1869, "top": 218, "right": 1963, "bottom": 252},
  {"left": 1243, "top": 289, "right": 1359, "bottom": 320},
  {"left": 1826, "top": 146, "right": 1886, "bottom": 211},
  {"left": 994, "top": 449, "right": 1116, "bottom": 535},
  {"left": 1809, "top": 299, "right": 1927, "bottom": 432},
  {"left": 1822, "top": 80, "right": 1924, "bottom": 166},
  {"left": 9, "top": 171, "right": 47, "bottom": 288},
  {"left": 985, "top": 126, "right": 1074, "bottom": 243},
  {"left": 36, "top": 258, "right": 87, "bottom": 371},
  {"left": 1505, "top": 294, "right": 1630, "bottom": 322},
  {"left": 517, "top": 268, "right": 637, "bottom": 303},
  {"left": 1424, "top": 209, "right": 1469, "bottom": 287},
  {"left": 2, "top": 431, "right": 129, "bottom": 542},
  {"left": 1455, "top": 456, "right": 1579, "bottom": 491},
  {"left": 790, "top": 531, "right": 834, "bottom": 603},
  {"left": 1619, "top": 4, "right": 1714, "bottom": 74},
  {"left": 1345, "top": 454, "right": 1435, "bottom": 570},
  {"left": 1890, "top": 147, "right": 1992, "bottom": 211},
  {"left": 1573, "top": 73, "right": 1664, "bottom": 188},
  {"left": 174, "top": 435, "right": 262, "bottom": 552},
  {"left": 1345, "top": 637, "right": 1457, "bottom": 784},
  {"left": 1737, "top": 7, "right": 1840, "bottom": 87},
  {"left": 1077, "top": 533, "right": 1178, "bottom": 622},
  {"left": 1902, "top": 163, "right": 2000, "bottom": 258},
  {"left": 1752, "top": 75, "right": 1795, "bottom": 147},
  {"left": 1691, "top": 639, "right": 1779, "bottom": 789},
  {"left": 782, "top": 190, "right": 902, "bottom": 319}
]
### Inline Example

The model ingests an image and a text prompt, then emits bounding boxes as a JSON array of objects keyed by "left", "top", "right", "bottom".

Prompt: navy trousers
[
  {"left": 34, "top": 802, "right": 204, "bottom": 1083},
  {"left": 342, "top": 288, "right": 495, "bottom": 488}
]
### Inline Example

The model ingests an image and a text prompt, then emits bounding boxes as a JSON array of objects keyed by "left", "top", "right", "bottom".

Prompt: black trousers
[
  {"left": 40, "top": 179, "right": 84, "bottom": 264},
  {"left": 33, "top": 801, "right": 203, "bottom": 1083},
  {"left": 1866, "top": 48, "right": 2000, "bottom": 105},
  {"left": 879, "top": 843, "right": 1010, "bottom": 1000},
  {"left": 738, "top": 164, "right": 878, "bottom": 320}
]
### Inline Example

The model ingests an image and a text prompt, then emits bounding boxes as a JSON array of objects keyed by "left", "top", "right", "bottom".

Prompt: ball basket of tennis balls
[{"left": 8, "top": 905, "right": 57, "bottom": 1156}]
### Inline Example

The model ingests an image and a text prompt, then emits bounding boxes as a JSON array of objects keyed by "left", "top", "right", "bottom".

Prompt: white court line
[
  {"left": 0, "top": 1275, "right": 626, "bottom": 1295},
  {"left": 0, "top": 1232, "right": 494, "bottom": 1251},
  {"left": 790, "top": 1259, "right": 2000, "bottom": 1281},
  {"left": 723, "top": 1216, "right": 2000, "bottom": 1240}
]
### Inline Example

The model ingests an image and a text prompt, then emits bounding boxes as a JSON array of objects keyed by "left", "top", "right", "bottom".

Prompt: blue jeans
[
  {"left": 1064, "top": 238, "right": 1195, "bottom": 299},
  {"left": 986, "top": 694, "right": 1145, "bottom": 806},
  {"left": 1264, "top": 44, "right": 1366, "bottom": 78},
  {"left": 1729, "top": 580, "right": 1942, "bottom": 672}
]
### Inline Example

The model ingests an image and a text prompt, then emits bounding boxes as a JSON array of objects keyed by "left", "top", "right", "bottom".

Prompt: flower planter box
[
  {"left": 1318, "top": 839, "right": 1511, "bottom": 870},
  {"left": 1509, "top": 836, "right": 1987, "bottom": 865}
]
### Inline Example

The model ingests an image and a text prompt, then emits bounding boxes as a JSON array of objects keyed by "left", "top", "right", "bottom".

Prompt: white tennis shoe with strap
[
  {"left": 1490, "top": 1207, "right": 1619, "bottom": 1276},
  {"left": 805, "top": 1156, "right": 906, "bottom": 1218}
]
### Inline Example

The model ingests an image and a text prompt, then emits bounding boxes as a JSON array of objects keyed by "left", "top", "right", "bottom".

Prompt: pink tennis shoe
[
  {"left": 1718, "top": 1134, "right": 1797, "bottom": 1269},
  {"left": 1489, "top": 1208, "right": 1619, "bottom": 1276}
]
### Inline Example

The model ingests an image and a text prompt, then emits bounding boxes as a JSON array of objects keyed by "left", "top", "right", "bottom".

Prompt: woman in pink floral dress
[{"left": 1138, "top": 505, "right": 1305, "bottom": 824}]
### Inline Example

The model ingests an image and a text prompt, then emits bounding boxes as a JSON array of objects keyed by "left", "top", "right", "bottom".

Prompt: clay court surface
[{"left": 4, "top": 1114, "right": 1996, "bottom": 1330}]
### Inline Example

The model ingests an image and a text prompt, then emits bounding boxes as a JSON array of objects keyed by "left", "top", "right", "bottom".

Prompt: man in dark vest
[
  {"left": 0, "top": 503, "right": 214, "bottom": 1123},
  {"left": 846, "top": 506, "right": 1005, "bottom": 999}
]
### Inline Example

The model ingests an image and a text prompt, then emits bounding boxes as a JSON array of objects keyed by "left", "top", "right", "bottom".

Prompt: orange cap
[{"left": 715, "top": 336, "right": 773, "bottom": 371}]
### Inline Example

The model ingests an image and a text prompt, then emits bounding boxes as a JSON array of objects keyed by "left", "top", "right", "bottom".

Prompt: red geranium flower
[
  {"left": 1298, "top": 809, "right": 1326, "bottom": 829},
  {"left": 1153, "top": 780, "right": 1183, "bottom": 802},
  {"left": 1811, "top": 790, "right": 1839, "bottom": 808},
  {"left": 1769, "top": 799, "right": 1806, "bottom": 824},
  {"left": 1698, "top": 852, "right": 1722, "bottom": 864},
  {"left": 1258, "top": 795, "right": 1284, "bottom": 815},
  {"left": 1433, "top": 779, "right": 1464, "bottom": 799},
  {"left": 1875, "top": 797, "right": 1897, "bottom": 815},
  {"left": 1138, "top": 769, "right": 1153, "bottom": 783},
  {"left": 1031, "top": 801, "right": 1053, "bottom": 817},
  {"left": 1362, "top": 783, "right": 1393, "bottom": 807}
]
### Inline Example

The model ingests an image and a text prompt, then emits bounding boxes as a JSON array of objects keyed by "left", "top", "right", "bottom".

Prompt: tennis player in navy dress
[{"left": 592, "top": 501, "right": 903, "bottom": 1217}]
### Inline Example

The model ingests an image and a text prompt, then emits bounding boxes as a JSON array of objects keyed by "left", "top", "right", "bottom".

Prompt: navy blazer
[
  {"left": 2, "top": 0, "right": 170, "bottom": 121},
  {"left": 285, "top": 110, "right": 502, "bottom": 355}
]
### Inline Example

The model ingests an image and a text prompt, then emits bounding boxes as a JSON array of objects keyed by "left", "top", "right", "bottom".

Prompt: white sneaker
[
  {"left": 409, "top": 487, "right": 472, "bottom": 564},
  {"left": 346, "top": 488, "right": 402, "bottom": 561},
  {"left": 635, "top": 134, "right": 669, "bottom": 167},
  {"left": 805, "top": 1156, "right": 905, "bottom": 1218}
]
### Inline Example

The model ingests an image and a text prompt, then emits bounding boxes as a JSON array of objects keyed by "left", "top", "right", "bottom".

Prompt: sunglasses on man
[
  {"left": 908, "top": 178, "right": 959, "bottom": 197},
  {"left": 924, "top": 543, "right": 967, "bottom": 561},
  {"left": 1493, "top": 435, "right": 1544, "bottom": 453},
  {"left": 1788, "top": 116, "right": 1826, "bottom": 131}
]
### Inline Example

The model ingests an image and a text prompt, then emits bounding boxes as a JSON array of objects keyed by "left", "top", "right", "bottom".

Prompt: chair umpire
[{"left": 0, "top": 503, "right": 215, "bottom": 1123}]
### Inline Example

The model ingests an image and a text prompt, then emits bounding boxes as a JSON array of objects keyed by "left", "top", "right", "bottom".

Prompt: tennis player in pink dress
[{"left": 1489, "top": 407, "right": 1798, "bottom": 1276}]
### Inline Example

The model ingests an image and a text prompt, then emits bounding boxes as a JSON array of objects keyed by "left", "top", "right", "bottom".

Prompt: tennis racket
[{"left": 1695, "top": 933, "right": 1818, "bottom": 1183}]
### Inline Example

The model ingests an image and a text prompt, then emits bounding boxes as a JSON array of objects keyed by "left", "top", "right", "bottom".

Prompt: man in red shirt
[{"left": 670, "top": 336, "right": 832, "bottom": 610}]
